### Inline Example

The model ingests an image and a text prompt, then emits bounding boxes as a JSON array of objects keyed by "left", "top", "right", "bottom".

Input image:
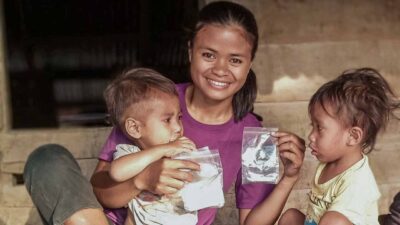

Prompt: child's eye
[
  {"left": 164, "top": 118, "right": 171, "bottom": 123},
  {"left": 310, "top": 122, "right": 323, "bottom": 132},
  {"left": 230, "top": 58, "right": 242, "bottom": 65}
]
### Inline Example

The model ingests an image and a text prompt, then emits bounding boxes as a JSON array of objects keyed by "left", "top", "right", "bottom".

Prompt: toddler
[
  {"left": 104, "top": 68, "right": 198, "bottom": 225},
  {"left": 279, "top": 68, "right": 400, "bottom": 225}
]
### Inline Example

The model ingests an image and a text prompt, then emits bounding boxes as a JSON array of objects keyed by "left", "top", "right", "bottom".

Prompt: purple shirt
[{"left": 99, "top": 83, "right": 275, "bottom": 225}]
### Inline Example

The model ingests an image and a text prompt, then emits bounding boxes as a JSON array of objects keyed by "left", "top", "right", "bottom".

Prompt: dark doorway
[{"left": 4, "top": 0, "right": 198, "bottom": 128}]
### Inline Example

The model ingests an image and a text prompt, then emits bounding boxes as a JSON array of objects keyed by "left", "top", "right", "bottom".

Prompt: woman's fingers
[
  {"left": 151, "top": 158, "right": 200, "bottom": 195},
  {"left": 280, "top": 150, "right": 303, "bottom": 168},
  {"left": 274, "top": 131, "right": 306, "bottom": 152},
  {"left": 278, "top": 142, "right": 304, "bottom": 159},
  {"left": 273, "top": 131, "right": 305, "bottom": 178},
  {"left": 166, "top": 158, "right": 200, "bottom": 171}
]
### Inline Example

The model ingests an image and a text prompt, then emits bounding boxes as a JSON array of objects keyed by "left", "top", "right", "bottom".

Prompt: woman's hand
[
  {"left": 274, "top": 131, "right": 305, "bottom": 181},
  {"left": 133, "top": 157, "right": 200, "bottom": 195}
]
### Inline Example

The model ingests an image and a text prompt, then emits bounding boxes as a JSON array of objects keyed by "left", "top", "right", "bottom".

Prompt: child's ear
[
  {"left": 347, "top": 126, "right": 363, "bottom": 146},
  {"left": 125, "top": 118, "right": 142, "bottom": 139}
]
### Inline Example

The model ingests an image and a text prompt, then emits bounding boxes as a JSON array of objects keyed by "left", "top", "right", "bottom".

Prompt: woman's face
[{"left": 189, "top": 24, "right": 253, "bottom": 103}]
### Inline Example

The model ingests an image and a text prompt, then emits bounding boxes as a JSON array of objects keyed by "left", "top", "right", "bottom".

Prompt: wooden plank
[
  {"left": 1, "top": 158, "right": 99, "bottom": 181},
  {"left": 1, "top": 127, "right": 112, "bottom": 164}
]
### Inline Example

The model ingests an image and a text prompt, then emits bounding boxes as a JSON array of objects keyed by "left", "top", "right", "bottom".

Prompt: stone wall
[{"left": 1, "top": 0, "right": 400, "bottom": 224}]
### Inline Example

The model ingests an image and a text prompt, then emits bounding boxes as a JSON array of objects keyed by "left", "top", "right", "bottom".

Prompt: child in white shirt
[{"left": 104, "top": 68, "right": 198, "bottom": 225}]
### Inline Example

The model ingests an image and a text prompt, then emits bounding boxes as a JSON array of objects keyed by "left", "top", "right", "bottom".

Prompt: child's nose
[
  {"left": 173, "top": 122, "right": 183, "bottom": 134},
  {"left": 308, "top": 130, "right": 315, "bottom": 142}
]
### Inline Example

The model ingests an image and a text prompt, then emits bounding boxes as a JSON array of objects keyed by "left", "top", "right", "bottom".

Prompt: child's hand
[
  {"left": 162, "top": 136, "right": 196, "bottom": 157},
  {"left": 274, "top": 131, "right": 305, "bottom": 181}
]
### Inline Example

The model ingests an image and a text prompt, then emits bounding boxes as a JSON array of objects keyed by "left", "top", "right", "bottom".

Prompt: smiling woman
[
  {"left": 23, "top": 2, "right": 306, "bottom": 225},
  {"left": 93, "top": 2, "right": 305, "bottom": 225}
]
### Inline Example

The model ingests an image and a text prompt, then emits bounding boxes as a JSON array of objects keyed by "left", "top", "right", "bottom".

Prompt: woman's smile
[{"left": 207, "top": 78, "right": 230, "bottom": 88}]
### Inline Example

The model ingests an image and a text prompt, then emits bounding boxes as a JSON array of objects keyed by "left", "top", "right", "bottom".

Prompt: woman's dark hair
[
  {"left": 308, "top": 68, "right": 400, "bottom": 153},
  {"left": 190, "top": 1, "right": 258, "bottom": 59},
  {"left": 233, "top": 69, "right": 258, "bottom": 121},
  {"left": 190, "top": 1, "right": 259, "bottom": 121}
]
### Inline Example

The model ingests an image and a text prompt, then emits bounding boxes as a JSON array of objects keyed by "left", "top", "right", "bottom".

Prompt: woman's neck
[{"left": 185, "top": 84, "right": 234, "bottom": 125}]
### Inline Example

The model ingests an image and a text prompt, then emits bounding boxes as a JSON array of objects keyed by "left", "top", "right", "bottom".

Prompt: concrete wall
[
  {"left": 214, "top": 0, "right": 400, "bottom": 224},
  {"left": 1, "top": 0, "right": 400, "bottom": 224}
]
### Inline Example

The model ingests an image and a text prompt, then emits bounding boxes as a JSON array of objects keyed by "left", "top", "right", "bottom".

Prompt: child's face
[
  {"left": 308, "top": 103, "right": 351, "bottom": 163},
  {"left": 189, "top": 24, "right": 253, "bottom": 103},
  {"left": 133, "top": 93, "right": 183, "bottom": 149}
]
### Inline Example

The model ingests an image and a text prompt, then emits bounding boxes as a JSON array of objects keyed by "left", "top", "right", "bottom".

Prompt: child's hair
[
  {"left": 104, "top": 68, "right": 178, "bottom": 130},
  {"left": 189, "top": 1, "right": 259, "bottom": 122},
  {"left": 309, "top": 67, "right": 400, "bottom": 153}
]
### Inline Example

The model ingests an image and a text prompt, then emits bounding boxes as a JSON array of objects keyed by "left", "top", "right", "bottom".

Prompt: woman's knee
[
  {"left": 25, "top": 144, "right": 76, "bottom": 171},
  {"left": 23, "top": 144, "right": 79, "bottom": 191}
]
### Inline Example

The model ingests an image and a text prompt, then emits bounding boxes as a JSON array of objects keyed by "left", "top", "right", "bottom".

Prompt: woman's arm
[
  {"left": 240, "top": 176, "right": 298, "bottom": 225},
  {"left": 91, "top": 157, "right": 200, "bottom": 208},
  {"left": 241, "top": 131, "right": 305, "bottom": 225},
  {"left": 91, "top": 160, "right": 139, "bottom": 208}
]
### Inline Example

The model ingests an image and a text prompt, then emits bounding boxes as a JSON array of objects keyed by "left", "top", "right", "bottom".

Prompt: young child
[
  {"left": 104, "top": 67, "right": 198, "bottom": 225},
  {"left": 279, "top": 68, "right": 400, "bottom": 225}
]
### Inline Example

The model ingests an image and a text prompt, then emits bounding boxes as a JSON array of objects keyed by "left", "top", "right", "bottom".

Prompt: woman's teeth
[{"left": 208, "top": 79, "right": 229, "bottom": 87}]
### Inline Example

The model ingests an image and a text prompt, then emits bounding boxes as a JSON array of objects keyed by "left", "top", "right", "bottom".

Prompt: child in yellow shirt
[{"left": 279, "top": 68, "right": 400, "bottom": 225}]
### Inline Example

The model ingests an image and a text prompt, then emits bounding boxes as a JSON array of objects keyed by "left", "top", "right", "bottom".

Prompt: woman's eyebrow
[
  {"left": 199, "top": 46, "right": 217, "bottom": 52},
  {"left": 230, "top": 53, "right": 246, "bottom": 58}
]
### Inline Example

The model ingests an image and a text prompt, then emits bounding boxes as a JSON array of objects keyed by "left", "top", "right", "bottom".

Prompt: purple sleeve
[
  {"left": 235, "top": 170, "right": 275, "bottom": 208},
  {"left": 98, "top": 127, "right": 132, "bottom": 162}
]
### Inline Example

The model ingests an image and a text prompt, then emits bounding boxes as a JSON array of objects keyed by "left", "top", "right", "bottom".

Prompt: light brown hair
[
  {"left": 104, "top": 68, "right": 177, "bottom": 130},
  {"left": 309, "top": 68, "right": 400, "bottom": 153}
]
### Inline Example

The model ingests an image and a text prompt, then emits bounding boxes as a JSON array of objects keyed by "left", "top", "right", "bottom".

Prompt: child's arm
[
  {"left": 241, "top": 131, "right": 305, "bottom": 225},
  {"left": 109, "top": 136, "right": 196, "bottom": 182},
  {"left": 91, "top": 158, "right": 200, "bottom": 208}
]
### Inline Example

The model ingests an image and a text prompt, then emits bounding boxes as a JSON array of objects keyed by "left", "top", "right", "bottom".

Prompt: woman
[
  {"left": 92, "top": 2, "right": 305, "bottom": 225},
  {"left": 24, "top": 2, "right": 305, "bottom": 225}
]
